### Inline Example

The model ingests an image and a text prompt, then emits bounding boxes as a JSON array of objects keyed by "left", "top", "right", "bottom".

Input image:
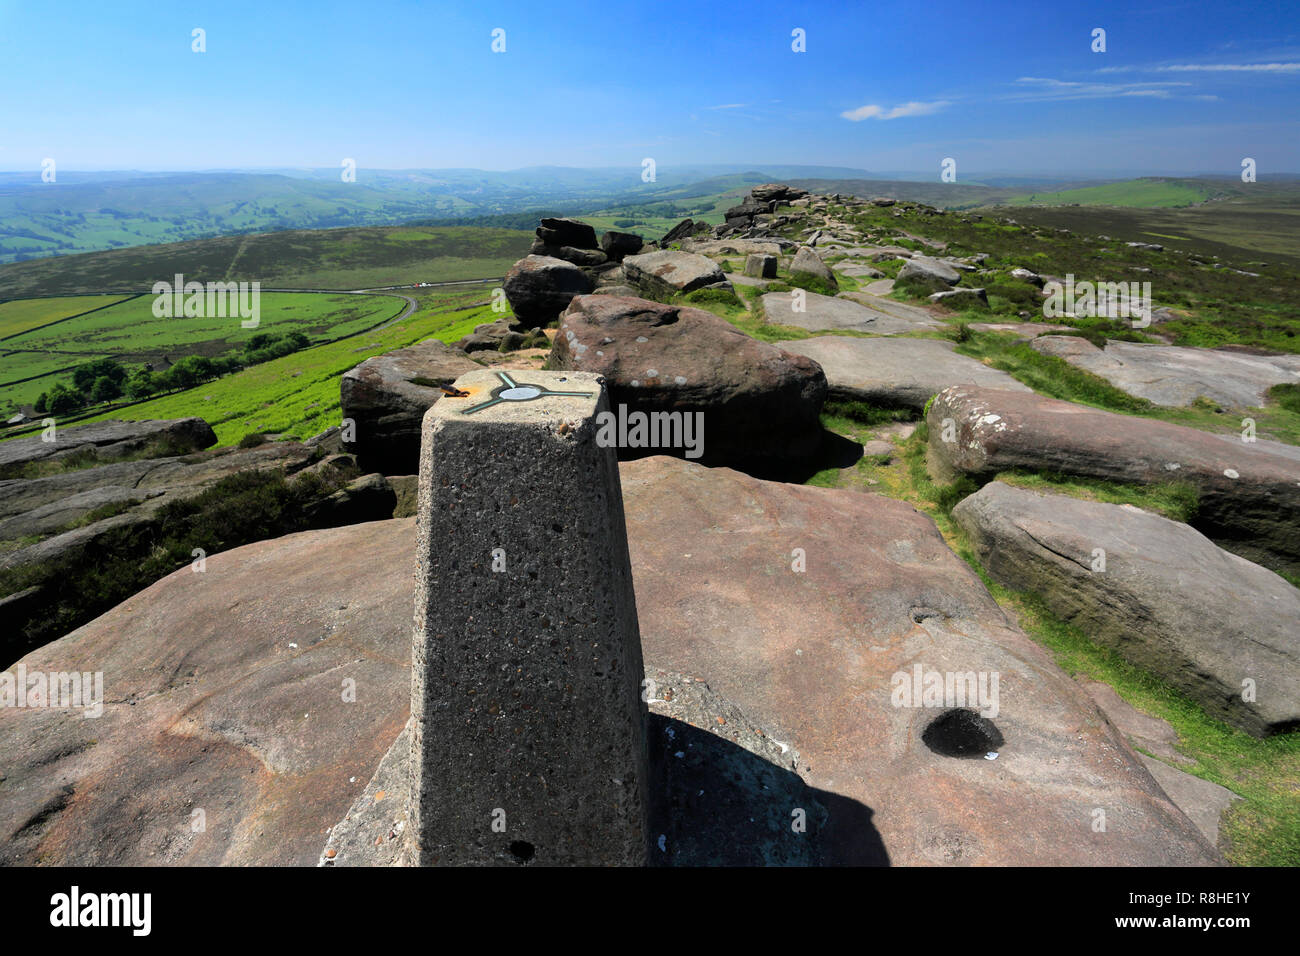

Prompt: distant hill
[
  {"left": 0, "top": 165, "right": 875, "bottom": 265},
  {"left": 0, "top": 226, "right": 532, "bottom": 298}
]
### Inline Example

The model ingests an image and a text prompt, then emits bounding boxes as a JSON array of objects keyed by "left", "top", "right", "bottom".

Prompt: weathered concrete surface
[
  {"left": 0, "top": 460, "right": 1221, "bottom": 867},
  {"left": 927, "top": 385, "right": 1300, "bottom": 577},
  {"left": 0, "top": 418, "right": 216, "bottom": 475},
  {"left": 326, "top": 668, "right": 847, "bottom": 867},
  {"left": 0, "top": 518, "right": 418, "bottom": 866},
  {"left": 1030, "top": 336, "right": 1300, "bottom": 408},
  {"left": 953, "top": 482, "right": 1300, "bottom": 736},
  {"left": 340, "top": 339, "right": 480, "bottom": 474},
  {"left": 761, "top": 290, "right": 941, "bottom": 335},
  {"left": 550, "top": 295, "right": 826, "bottom": 466},
  {"left": 622, "top": 457, "right": 1219, "bottom": 866},
  {"left": 410, "top": 369, "right": 649, "bottom": 866},
  {"left": 776, "top": 336, "right": 1031, "bottom": 411}
]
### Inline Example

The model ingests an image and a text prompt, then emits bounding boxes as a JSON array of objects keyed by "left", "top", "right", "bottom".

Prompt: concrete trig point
[{"left": 410, "top": 368, "right": 650, "bottom": 865}]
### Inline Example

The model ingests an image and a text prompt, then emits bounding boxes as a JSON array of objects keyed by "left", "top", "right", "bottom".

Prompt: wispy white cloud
[
  {"left": 840, "top": 100, "right": 950, "bottom": 121},
  {"left": 706, "top": 103, "right": 748, "bottom": 110},
  {"left": 1098, "top": 61, "right": 1300, "bottom": 74},
  {"left": 1010, "top": 76, "right": 1191, "bottom": 101}
]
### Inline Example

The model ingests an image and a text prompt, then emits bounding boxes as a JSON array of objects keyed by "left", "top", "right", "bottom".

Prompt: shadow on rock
[{"left": 646, "top": 713, "right": 889, "bottom": 866}]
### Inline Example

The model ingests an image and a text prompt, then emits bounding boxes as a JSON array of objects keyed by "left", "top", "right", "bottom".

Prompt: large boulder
[
  {"left": 750, "top": 183, "right": 808, "bottom": 203},
  {"left": 528, "top": 240, "right": 608, "bottom": 268},
  {"left": 340, "top": 340, "right": 480, "bottom": 474},
  {"left": 549, "top": 295, "right": 826, "bottom": 466},
  {"left": 0, "top": 461, "right": 1219, "bottom": 866},
  {"left": 600, "top": 230, "right": 643, "bottom": 262},
  {"left": 660, "top": 219, "right": 697, "bottom": 246},
  {"left": 789, "top": 246, "right": 838, "bottom": 289},
  {"left": 954, "top": 481, "right": 1300, "bottom": 736},
  {"left": 1030, "top": 337, "right": 1300, "bottom": 408},
  {"left": 927, "top": 385, "right": 1300, "bottom": 576},
  {"left": 895, "top": 255, "right": 962, "bottom": 294},
  {"left": 0, "top": 418, "right": 216, "bottom": 477},
  {"left": 622, "top": 250, "right": 727, "bottom": 299},
  {"left": 744, "top": 254, "right": 778, "bottom": 278},
  {"left": 536, "top": 217, "right": 597, "bottom": 249},
  {"left": 502, "top": 255, "right": 594, "bottom": 327},
  {"left": 776, "top": 337, "right": 1031, "bottom": 411},
  {"left": 761, "top": 290, "right": 941, "bottom": 335}
]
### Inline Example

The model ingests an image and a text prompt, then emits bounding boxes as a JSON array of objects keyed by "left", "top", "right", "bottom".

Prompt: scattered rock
[
  {"left": 929, "top": 288, "right": 989, "bottom": 310},
  {"left": 744, "top": 254, "right": 777, "bottom": 279},
  {"left": 537, "top": 217, "right": 598, "bottom": 249},
  {"left": 761, "top": 290, "right": 941, "bottom": 335},
  {"left": 1030, "top": 336, "right": 1300, "bottom": 408},
  {"left": 776, "top": 337, "right": 1031, "bottom": 411},
  {"left": 622, "top": 250, "right": 727, "bottom": 299},
  {"left": 454, "top": 319, "right": 526, "bottom": 354},
  {"left": 953, "top": 481, "right": 1300, "bottom": 736},
  {"left": 549, "top": 295, "right": 826, "bottom": 466},
  {"left": 502, "top": 255, "right": 594, "bottom": 327},
  {"left": 750, "top": 183, "right": 808, "bottom": 203},
  {"left": 0, "top": 419, "right": 216, "bottom": 476},
  {"left": 895, "top": 256, "right": 961, "bottom": 294},
  {"left": 790, "top": 247, "right": 838, "bottom": 289},
  {"left": 926, "top": 385, "right": 1300, "bottom": 576},
  {"left": 600, "top": 231, "right": 643, "bottom": 261},
  {"left": 340, "top": 340, "right": 480, "bottom": 474}
]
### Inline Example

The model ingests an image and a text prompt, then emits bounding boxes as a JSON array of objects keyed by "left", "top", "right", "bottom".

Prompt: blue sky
[{"left": 1, "top": 0, "right": 1296, "bottom": 175}]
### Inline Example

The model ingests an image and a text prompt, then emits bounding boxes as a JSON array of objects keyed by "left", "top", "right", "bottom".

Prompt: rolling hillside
[{"left": 0, "top": 225, "right": 532, "bottom": 298}]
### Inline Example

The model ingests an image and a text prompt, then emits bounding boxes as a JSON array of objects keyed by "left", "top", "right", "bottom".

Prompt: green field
[
  {"left": 1007, "top": 178, "right": 1214, "bottom": 208},
  {"left": 0, "top": 291, "right": 406, "bottom": 413},
  {"left": 0, "top": 225, "right": 531, "bottom": 298},
  {"left": 0, "top": 294, "right": 132, "bottom": 339},
  {"left": 65, "top": 287, "right": 496, "bottom": 446}
]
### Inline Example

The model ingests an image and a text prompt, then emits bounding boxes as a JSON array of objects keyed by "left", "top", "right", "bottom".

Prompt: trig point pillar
[{"left": 410, "top": 369, "right": 650, "bottom": 865}]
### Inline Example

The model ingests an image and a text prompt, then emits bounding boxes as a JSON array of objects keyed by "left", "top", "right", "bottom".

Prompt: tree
[
  {"left": 89, "top": 375, "right": 122, "bottom": 403},
  {"left": 47, "top": 383, "right": 83, "bottom": 416},
  {"left": 34, "top": 392, "right": 48, "bottom": 413},
  {"left": 73, "top": 358, "right": 126, "bottom": 393}
]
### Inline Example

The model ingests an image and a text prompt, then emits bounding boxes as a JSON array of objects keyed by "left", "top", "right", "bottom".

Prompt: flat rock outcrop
[
  {"left": 340, "top": 340, "right": 480, "bottom": 474},
  {"left": 776, "top": 337, "right": 1031, "bottom": 410},
  {"left": 1031, "top": 336, "right": 1300, "bottom": 408},
  {"left": 549, "top": 295, "right": 826, "bottom": 466},
  {"left": 953, "top": 481, "right": 1300, "bottom": 736},
  {"left": 503, "top": 254, "right": 595, "bottom": 327},
  {"left": 0, "top": 418, "right": 216, "bottom": 476},
  {"left": 622, "top": 458, "right": 1218, "bottom": 865},
  {"left": 0, "top": 460, "right": 1219, "bottom": 866},
  {"left": 761, "top": 290, "right": 941, "bottom": 335},
  {"left": 622, "top": 250, "right": 727, "bottom": 299},
  {"left": 926, "top": 385, "right": 1300, "bottom": 576}
]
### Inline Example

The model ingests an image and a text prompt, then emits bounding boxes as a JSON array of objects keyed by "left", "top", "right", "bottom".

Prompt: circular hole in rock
[
  {"left": 921, "top": 708, "right": 1004, "bottom": 759},
  {"left": 509, "top": 840, "right": 535, "bottom": 862}
]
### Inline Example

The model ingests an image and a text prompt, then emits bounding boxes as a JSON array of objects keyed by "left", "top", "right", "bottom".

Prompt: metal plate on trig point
[{"left": 459, "top": 371, "right": 595, "bottom": 415}]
